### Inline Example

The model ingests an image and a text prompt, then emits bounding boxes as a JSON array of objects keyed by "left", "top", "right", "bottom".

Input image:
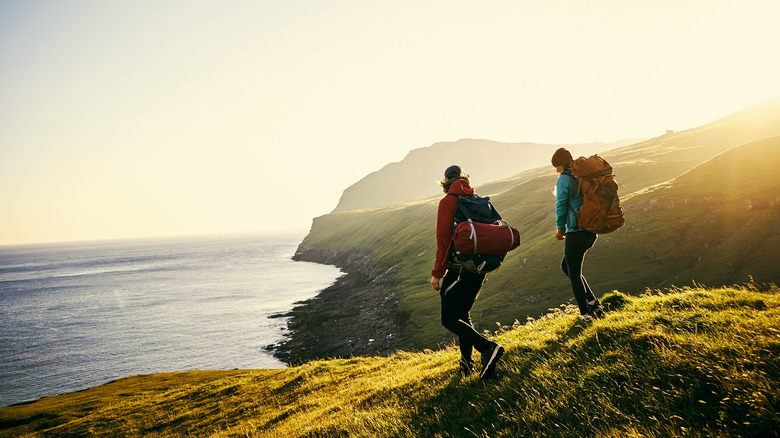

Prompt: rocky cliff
[{"left": 272, "top": 244, "right": 402, "bottom": 363}]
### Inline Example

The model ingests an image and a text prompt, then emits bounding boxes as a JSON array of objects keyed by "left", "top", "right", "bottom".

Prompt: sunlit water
[{"left": 0, "top": 232, "right": 342, "bottom": 407}]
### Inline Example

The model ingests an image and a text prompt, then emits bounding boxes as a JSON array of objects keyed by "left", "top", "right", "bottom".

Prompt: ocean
[{"left": 0, "top": 232, "right": 342, "bottom": 407}]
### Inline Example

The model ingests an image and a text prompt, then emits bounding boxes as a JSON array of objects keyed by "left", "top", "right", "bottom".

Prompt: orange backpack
[{"left": 570, "top": 155, "right": 625, "bottom": 234}]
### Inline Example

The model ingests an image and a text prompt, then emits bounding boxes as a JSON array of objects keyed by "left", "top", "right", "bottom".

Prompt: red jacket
[{"left": 431, "top": 179, "right": 475, "bottom": 278}]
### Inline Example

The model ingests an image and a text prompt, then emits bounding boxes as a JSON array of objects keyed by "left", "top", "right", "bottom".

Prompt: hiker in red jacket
[{"left": 431, "top": 165, "right": 504, "bottom": 379}]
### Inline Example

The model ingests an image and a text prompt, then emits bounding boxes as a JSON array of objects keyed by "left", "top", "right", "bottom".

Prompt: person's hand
[
  {"left": 555, "top": 229, "right": 566, "bottom": 240},
  {"left": 430, "top": 276, "right": 441, "bottom": 291}
]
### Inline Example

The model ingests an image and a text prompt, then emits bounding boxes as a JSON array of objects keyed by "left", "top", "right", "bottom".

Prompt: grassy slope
[
  {"left": 2, "top": 285, "right": 778, "bottom": 437},
  {"left": 298, "top": 98, "right": 780, "bottom": 351}
]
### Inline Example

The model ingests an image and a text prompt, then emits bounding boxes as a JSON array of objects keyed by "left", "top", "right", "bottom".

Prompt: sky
[{"left": 1, "top": 0, "right": 779, "bottom": 246}]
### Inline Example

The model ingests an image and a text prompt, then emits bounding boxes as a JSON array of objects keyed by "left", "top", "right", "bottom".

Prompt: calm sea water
[{"left": 0, "top": 232, "right": 342, "bottom": 407}]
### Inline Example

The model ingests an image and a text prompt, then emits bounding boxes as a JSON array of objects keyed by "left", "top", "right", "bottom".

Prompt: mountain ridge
[{"left": 332, "top": 138, "right": 643, "bottom": 212}]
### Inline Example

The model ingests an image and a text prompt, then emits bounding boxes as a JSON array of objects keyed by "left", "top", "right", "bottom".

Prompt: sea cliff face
[{"left": 272, "top": 244, "right": 401, "bottom": 363}]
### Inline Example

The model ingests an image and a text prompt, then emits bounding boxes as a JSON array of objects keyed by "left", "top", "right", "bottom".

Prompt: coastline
[
  {"left": 270, "top": 244, "right": 402, "bottom": 364},
  {"left": 0, "top": 233, "right": 337, "bottom": 407}
]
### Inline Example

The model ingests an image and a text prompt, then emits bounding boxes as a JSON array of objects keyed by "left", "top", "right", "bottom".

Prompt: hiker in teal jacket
[{"left": 552, "top": 148, "right": 604, "bottom": 319}]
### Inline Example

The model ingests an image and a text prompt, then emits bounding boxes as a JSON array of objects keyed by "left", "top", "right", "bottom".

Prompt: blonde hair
[{"left": 440, "top": 175, "right": 470, "bottom": 193}]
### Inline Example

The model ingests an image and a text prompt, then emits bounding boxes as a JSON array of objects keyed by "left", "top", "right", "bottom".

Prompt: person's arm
[
  {"left": 431, "top": 196, "right": 456, "bottom": 283},
  {"left": 555, "top": 175, "right": 570, "bottom": 238}
]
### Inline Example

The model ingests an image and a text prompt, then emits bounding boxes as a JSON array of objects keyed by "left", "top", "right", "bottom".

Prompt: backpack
[
  {"left": 569, "top": 155, "right": 625, "bottom": 234},
  {"left": 450, "top": 195, "right": 520, "bottom": 274}
]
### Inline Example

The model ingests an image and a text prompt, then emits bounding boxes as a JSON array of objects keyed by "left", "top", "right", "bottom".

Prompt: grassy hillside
[
  {"left": 295, "top": 98, "right": 780, "bottom": 352},
  {"left": 2, "top": 285, "right": 778, "bottom": 437}
]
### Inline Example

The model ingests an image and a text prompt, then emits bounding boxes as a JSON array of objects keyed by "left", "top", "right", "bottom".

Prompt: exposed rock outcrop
[{"left": 271, "top": 245, "right": 401, "bottom": 364}]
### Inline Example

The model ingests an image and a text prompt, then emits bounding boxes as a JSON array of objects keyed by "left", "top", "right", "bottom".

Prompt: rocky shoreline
[{"left": 269, "top": 244, "right": 402, "bottom": 364}]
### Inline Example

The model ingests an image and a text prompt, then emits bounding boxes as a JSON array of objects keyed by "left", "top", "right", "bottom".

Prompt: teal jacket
[{"left": 555, "top": 172, "right": 583, "bottom": 233}]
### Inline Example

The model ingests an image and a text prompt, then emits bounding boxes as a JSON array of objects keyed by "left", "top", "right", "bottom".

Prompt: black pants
[
  {"left": 440, "top": 268, "right": 491, "bottom": 359},
  {"left": 561, "top": 231, "right": 599, "bottom": 314}
]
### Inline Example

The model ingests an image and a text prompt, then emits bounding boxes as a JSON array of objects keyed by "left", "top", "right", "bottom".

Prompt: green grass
[{"left": 3, "top": 283, "right": 778, "bottom": 437}]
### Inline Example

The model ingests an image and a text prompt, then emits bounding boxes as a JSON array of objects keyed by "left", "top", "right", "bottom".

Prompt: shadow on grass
[
  {"left": 402, "top": 292, "right": 780, "bottom": 438},
  {"left": 404, "top": 316, "right": 604, "bottom": 437}
]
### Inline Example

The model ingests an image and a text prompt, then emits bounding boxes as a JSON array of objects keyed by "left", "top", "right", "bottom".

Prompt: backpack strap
[
  {"left": 452, "top": 194, "right": 481, "bottom": 254},
  {"left": 566, "top": 172, "right": 580, "bottom": 230},
  {"left": 564, "top": 170, "right": 579, "bottom": 192}
]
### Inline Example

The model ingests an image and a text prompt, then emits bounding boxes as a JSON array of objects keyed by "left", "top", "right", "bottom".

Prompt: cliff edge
[{"left": 272, "top": 244, "right": 402, "bottom": 363}]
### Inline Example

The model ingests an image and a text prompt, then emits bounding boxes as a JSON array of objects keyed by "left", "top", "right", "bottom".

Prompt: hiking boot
[
  {"left": 459, "top": 357, "right": 474, "bottom": 377},
  {"left": 479, "top": 343, "right": 504, "bottom": 379},
  {"left": 587, "top": 303, "right": 604, "bottom": 319}
]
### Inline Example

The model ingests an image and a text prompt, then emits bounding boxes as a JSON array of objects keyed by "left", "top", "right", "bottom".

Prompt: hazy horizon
[{"left": 2, "top": 0, "right": 779, "bottom": 246}]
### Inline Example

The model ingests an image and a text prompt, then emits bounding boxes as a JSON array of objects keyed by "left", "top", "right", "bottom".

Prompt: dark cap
[
  {"left": 444, "top": 165, "right": 466, "bottom": 179},
  {"left": 551, "top": 148, "right": 573, "bottom": 167}
]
